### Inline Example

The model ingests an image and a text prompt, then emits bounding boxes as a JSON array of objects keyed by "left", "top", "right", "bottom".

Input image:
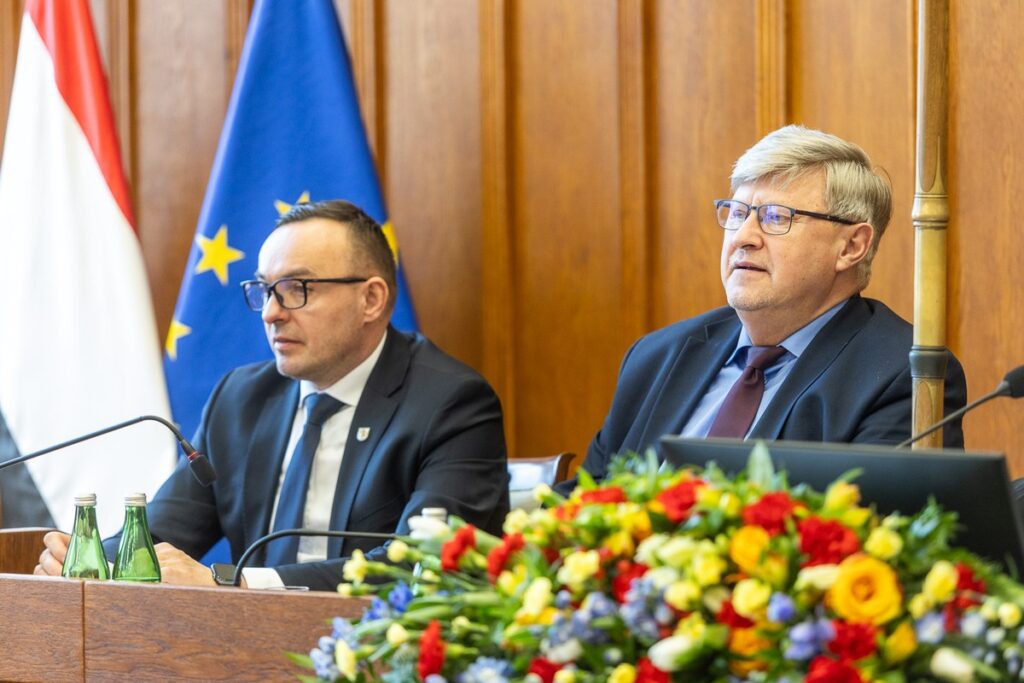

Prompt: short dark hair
[{"left": 275, "top": 199, "right": 397, "bottom": 311}]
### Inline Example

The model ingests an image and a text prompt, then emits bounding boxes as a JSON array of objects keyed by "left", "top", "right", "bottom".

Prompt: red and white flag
[{"left": 0, "top": 0, "right": 175, "bottom": 533}]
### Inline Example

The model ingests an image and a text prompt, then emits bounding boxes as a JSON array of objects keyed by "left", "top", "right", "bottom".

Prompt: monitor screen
[{"left": 659, "top": 436, "right": 1024, "bottom": 572}]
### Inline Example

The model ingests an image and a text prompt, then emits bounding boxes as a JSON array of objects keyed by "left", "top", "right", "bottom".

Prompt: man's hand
[
  {"left": 34, "top": 531, "right": 70, "bottom": 576},
  {"left": 154, "top": 543, "right": 217, "bottom": 586}
]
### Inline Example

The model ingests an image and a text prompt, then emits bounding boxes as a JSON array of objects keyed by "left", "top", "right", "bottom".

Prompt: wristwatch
[{"left": 210, "top": 562, "right": 237, "bottom": 586}]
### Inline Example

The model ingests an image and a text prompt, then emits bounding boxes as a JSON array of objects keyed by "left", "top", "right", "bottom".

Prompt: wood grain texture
[
  {"left": 83, "top": 581, "right": 366, "bottom": 682},
  {"left": 0, "top": 527, "right": 49, "bottom": 573},
  {"left": 0, "top": 574, "right": 84, "bottom": 683}
]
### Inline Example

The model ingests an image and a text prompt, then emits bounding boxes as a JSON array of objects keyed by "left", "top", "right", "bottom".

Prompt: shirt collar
[
  {"left": 728, "top": 298, "right": 848, "bottom": 366},
  {"left": 299, "top": 330, "right": 388, "bottom": 408}
]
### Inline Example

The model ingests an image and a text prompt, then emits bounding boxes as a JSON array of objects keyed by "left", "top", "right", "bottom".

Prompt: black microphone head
[
  {"left": 1001, "top": 365, "right": 1024, "bottom": 398},
  {"left": 187, "top": 452, "right": 217, "bottom": 487}
]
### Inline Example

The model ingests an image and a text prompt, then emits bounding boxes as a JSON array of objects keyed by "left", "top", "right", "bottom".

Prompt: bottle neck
[
  {"left": 73, "top": 505, "right": 100, "bottom": 535},
  {"left": 123, "top": 505, "right": 149, "bottom": 530}
]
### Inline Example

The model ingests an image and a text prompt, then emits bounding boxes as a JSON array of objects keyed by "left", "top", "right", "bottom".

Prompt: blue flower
[
  {"left": 555, "top": 589, "right": 573, "bottom": 609},
  {"left": 961, "top": 612, "right": 987, "bottom": 638},
  {"left": 388, "top": 581, "right": 414, "bottom": 613},
  {"left": 316, "top": 635, "right": 335, "bottom": 655},
  {"left": 915, "top": 611, "right": 946, "bottom": 644},
  {"left": 767, "top": 593, "right": 796, "bottom": 623},
  {"left": 331, "top": 617, "right": 359, "bottom": 648},
  {"left": 309, "top": 646, "right": 339, "bottom": 681},
  {"left": 456, "top": 656, "right": 514, "bottom": 683},
  {"left": 570, "top": 609, "right": 609, "bottom": 645},
  {"left": 425, "top": 676, "right": 449, "bottom": 683},
  {"left": 583, "top": 591, "right": 618, "bottom": 618},
  {"left": 361, "top": 596, "right": 393, "bottom": 623}
]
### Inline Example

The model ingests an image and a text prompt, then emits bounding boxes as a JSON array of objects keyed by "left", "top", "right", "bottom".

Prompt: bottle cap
[
  {"left": 74, "top": 493, "right": 97, "bottom": 506},
  {"left": 124, "top": 492, "right": 148, "bottom": 506},
  {"left": 421, "top": 507, "right": 447, "bottom": 520}
]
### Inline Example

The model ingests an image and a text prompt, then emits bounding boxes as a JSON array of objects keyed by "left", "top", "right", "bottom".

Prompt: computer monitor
[{"left": 659, "top": 436, "right": 1024, "bottom": 572}]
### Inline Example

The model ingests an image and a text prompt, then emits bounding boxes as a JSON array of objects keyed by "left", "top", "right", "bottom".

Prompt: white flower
[
  {"left": 644, "top": 566, "right": 680, "bottom": 590},
  {"left": 647, "top": 635, "right": 697, "bottom": 672},
  {"left": 408, "top": 515, "right": 452, "bottom": 541},
  {"left": 532, "top": 483, "right": 553, "bottom": 501},
  {"left": 503, "top": 508, "right": 530, "bottom": 534},
  {"left": 635, "top": 534, "right": 669, "bottom": 565},
  {"left": 386, "top": 539, "right": 409, "bottom": 563},
  {"left": 544, "top": 637, "right": 583, "bottom": 664},
  {"left": 930, "top": 647, "right": 976, "bottom": 683},
  {"left": 794, "top": 564, "right": 839, "bottom": 593}
]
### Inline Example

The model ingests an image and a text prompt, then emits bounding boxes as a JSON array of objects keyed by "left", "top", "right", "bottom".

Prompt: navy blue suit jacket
[
  {"left": 576, "top": 296, "right": 968, "bottom": 484},
  {"left": 106, "top": 328, "right": 509, "bottom": 590}
]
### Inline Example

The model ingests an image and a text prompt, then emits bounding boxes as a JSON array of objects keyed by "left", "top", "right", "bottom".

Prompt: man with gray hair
[{"left": 576, "top": 125, "right": 967, "bottom": 484}]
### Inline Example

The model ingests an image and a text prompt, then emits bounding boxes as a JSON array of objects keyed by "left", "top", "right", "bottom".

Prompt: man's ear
[
  {"left": 836, "top": 223, "right": 875, "bottom": 272},
  {"left": 362, "top": 277, "right": 390, "bottom": 322}
]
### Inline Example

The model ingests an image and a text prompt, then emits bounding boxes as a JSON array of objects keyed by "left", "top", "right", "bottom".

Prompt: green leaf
[
  {"left": 746, "top": 440, "right": 776, "bottom": 490},
  {"left": 285, "top": 652, "right": 313, "bottom": 668}
]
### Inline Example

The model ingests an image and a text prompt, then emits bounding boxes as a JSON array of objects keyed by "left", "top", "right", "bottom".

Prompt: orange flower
[
  {"left": 729, "top": 525, "right": 771, "bottom": 574},
  {"left": 828, "top": 554, "right": 902, "bottom": 625},
  {"left": 727, "top": 626, "right": 771, "bottom": 676}
]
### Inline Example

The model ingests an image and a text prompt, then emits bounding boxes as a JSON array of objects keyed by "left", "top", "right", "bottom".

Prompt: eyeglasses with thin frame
[
  {"left": 240, "top": 276, "right": 369, "bottom": 311},
  {"left": 713, "top": 198, "right": 858, "bottom": 236}
]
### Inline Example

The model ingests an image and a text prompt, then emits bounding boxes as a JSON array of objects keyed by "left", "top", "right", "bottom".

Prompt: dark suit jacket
[
  {"left": 105, "top": 328, "right": 509, "bottom": 591},
  {"left": 575, "top": 296, "right": 968, "bottom": 484}
]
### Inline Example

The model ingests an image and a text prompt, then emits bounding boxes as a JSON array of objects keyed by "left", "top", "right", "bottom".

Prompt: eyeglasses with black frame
[
  {"left": 713, "top": 198, "right": 858, "bottom": 236},
  {"left": 240, "top": 277, "right": 369, "bottom": 311}
]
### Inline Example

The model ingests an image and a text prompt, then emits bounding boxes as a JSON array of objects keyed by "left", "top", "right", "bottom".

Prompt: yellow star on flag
[
  {"left": 165, "top": 319, "right": 192, "bottom": 360},
  {"left": 382, "top": 220, "right": 399, "bottom": 263},
  {"left": 275, "top": 191, "right": 311, "bottom": 216},
  {"left": 194, "top": 225, "right": 245, "bottom": 285}
]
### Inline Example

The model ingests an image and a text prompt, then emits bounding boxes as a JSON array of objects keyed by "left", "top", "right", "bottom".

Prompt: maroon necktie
[{"left": 706, "top": 345, "right": 787, "bottom": 438}]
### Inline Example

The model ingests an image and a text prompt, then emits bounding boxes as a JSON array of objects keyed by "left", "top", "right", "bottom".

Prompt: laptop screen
[{"left": 659, "top": 436, "right": 1024, "bottom": 572}]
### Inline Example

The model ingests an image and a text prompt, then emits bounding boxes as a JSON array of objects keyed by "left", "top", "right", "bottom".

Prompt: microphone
[
  {"left": 229, "top": 528, "right": 397, "bottom": 586},
  {"left": 0, "top": 414, "right": 216, "bottom": 487},
  {"left": 897, "top": 365, "right": 1024, "bottom": 448}
]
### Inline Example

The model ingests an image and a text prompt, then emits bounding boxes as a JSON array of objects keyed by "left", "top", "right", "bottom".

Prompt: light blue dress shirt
[{"left": 680, "top": 300, "right": 847, "bottom": 438}]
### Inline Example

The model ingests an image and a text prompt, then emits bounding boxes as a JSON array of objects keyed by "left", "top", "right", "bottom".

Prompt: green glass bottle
[
  {"left": 62, "top": 493, "right": 110, "bottom": 580},
  {"left": 112, "top": 493, "right": 161, "bottom": 583}
]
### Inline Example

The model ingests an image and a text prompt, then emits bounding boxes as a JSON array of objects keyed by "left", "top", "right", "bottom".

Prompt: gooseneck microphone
[
  {"left": 0, "top": 414, "right": 216, "bottom": 487},
  {"left": 231, "top": 528, "right": 398, "bottom": 587},
  {"left": 897, "top": 365, "right": 1024, "bottom": 449}
]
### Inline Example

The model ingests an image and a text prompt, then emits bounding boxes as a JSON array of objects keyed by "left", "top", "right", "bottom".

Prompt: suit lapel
[
  {"left": 751, "top": 296, "right": 870, "bottom": 438},
  {"left": 242, "top": 378, "right": 299, "bottom": 557},
  {"left": 637, "top": 315, "right": 740, "bottom": 449},
  {"left": 326, "top": 328, "right": 410, "bottom": 557}
]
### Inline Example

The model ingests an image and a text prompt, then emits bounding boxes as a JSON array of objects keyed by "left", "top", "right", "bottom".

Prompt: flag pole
[{"left": 911, "top": 0, "right": 951, "bottom": 448}]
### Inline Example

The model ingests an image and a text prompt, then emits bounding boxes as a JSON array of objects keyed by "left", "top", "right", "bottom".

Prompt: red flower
[
  {"left": 580, "top": 486, "right": 628, "bottom": 505},
  {"left": 798, "top": 517, "right": 861, "bottom": 566},
  {"left": 715, "top": 599, "right": 755, "bottom": 628},
  {"left": 417, "top": 620, "right": 445, "bottom": 680},
  {"left": 945, "top": 563, "right": 989, "bottom": 630},
  {"left": 656, "top": 477, "right": 706, "bottom": 523},
  {"left": 553, "top": 502, "right": 580, "bottom": 521},
  {"left": 805, "top": 656, "right": 864, "bottom": 683},
  {"left": 526, "top": 657, "right": 562, "bottom": 683},
  {"left": 742, "top": 491, "right": 797, "bottom": 536},
  {"left": 440, "top": 524, "right": 476, "bottom": 572},
  {"left": 827, "top": 621, "right": 878, "bottom": 661},
  {"left": 611, "top": 560, "right": 649, "bottom": 603},
  {"left": 486, "top": 533, "right": 525, "bottom": 582},
  {"left": 636, "top": 657, "right": 670, "bottom": 683}
]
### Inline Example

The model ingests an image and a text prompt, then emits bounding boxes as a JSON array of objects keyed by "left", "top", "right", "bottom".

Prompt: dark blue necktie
[{"left": 264, "top": 392, "right": 344, "bottom": 567}]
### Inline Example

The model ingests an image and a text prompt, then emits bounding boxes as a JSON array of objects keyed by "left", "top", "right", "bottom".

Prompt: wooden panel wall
[{"left": 2, "top": 0, "right": 1023, "bottom": 475}]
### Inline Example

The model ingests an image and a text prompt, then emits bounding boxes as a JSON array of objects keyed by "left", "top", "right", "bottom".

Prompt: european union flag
[{"left": 165, "top": 0, "right": 417, "bottom": 441}]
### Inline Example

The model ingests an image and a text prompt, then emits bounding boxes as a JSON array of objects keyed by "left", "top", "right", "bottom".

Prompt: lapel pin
[{"left": 356, "top": 427, "right": 371, "bottom": 442}]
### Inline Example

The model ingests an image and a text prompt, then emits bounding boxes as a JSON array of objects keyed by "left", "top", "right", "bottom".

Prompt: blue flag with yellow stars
[{"left": 165, "top": 0, "right": 417, "bottom": 441}]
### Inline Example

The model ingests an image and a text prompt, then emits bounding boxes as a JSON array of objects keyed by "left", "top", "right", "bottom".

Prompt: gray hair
[{"left": 731, "top": 125, "right": 892, "bottom": 288}]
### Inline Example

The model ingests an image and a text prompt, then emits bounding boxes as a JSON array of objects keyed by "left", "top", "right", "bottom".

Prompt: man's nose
[
  {"left": 728, "top": 209, "right": 765, "bottom": 248},
  {"left": 262, "top": 294, "right": 288, "bottom": 324}
]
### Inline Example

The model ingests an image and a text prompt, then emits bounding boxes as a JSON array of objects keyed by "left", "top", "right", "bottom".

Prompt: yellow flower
[
  {"left": 334, "top": 640, "right": 357, "bottom": 681},
  {"left": 515, "top": 577, "right": 554, "bottom": 624},
  {"left": 829, "top": 554, "right": 902, "bottom": 625},
  {"left": 664, "top": 580, "right": 701, "bottom": 611},
  {"left": 795, "top": 564, "right": 839, "bottom": 594},
  {"left": 717, "top": 491, "right": 742, "bottom": 518},
  {"left": 533, "top": 483, "right": 553, "bottom": 502},
  {"left": 692, "top": 551, "right": 727, "bottom": 587},
  {"left": 864, "top": 527, "right": 903, "bottom": 560},
  {"left": 657, "top": 537, "right": 697, "bottom": 569},
  {"left": 732, "top": 578, "right": 771, "bottom": 620},
  {"left": 386, "top": 623, "right": 409, "bottom": 646},
  {"left": 557, "top": 550, "right": 601, "bottom": 590},
  {"left": 604, "top": 530, "right": 636, "bottom": 558},
  {"left": 697, "top": 486, "right": 722, "bottom": 507},
  {"left": 503, "top": 508, "right": 530, "bottom": 535},
  {"left": 342, "top": 549, "right": 368, "bottom": 583},
  {"left": 727, "top": 627, "right": 771, "bottom": 676},
  {"left": 908, "top": 593, "right": 933, "bottom": 619},
  {"left": 386, "top": 539, "right": 409, "bottom": 563},
  {"left": 923, "top": 560, "right": 959, "bottom": 604},
  {"left": 883, "top": 620, "right": 917, "bottom": 664},
  {"left": 336, "top": 583, "right": 353, "bottom": 597},
  {"left": 619, "top": 504, "right": 652, "bottom": 541},
  {"left": 999, "top": 602, "right": 1023, "bottom": 628},
  {"left": 554, "top": 670, "right": 576, "bottom": 683},
  {"left": 607, "top": 663, "right": 637, "bottom": 683},
  {"left": 498, "top": 563, "right": 528, "bottom": 596},
  {"left": 673, "top": 612, "right": 707, "bottom": 640},
  {"left": 729, "top": 525, "right": 771, "bottom": 574},
  {"left": 840, "top": 507, "right": 873, "bottom": 529},
  {"left": 824, "top": 481, "right": 861, "bottom": 510},
  {"left": 635, "top": 534, "right": 669, "bottom": 566}
]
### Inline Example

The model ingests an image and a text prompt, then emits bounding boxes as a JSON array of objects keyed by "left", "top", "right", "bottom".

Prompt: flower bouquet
[{"left": 298, "top": 443, "right": 1024, "bottom": 682}]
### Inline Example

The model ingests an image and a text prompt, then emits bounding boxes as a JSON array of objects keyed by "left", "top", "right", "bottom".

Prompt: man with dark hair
[
  {"left": 572, "top": 125, "right": 967, "bottom": 488},
  {"left": 37, "top": 199, "right": 509, "bottom": 590}
]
